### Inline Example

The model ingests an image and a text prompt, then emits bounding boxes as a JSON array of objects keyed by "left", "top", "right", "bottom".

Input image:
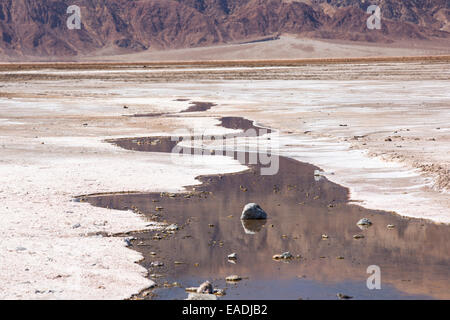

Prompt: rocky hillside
[{"left": 0, "top": 0, "right": 448, "bottom": 58}]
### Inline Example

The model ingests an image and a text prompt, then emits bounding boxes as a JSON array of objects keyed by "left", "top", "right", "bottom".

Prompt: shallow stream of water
[{"left": 84, "top": 117, "right": 450, "bottom": 300}]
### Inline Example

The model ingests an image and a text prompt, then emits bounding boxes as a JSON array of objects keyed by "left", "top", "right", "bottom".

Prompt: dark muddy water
[
  {"left": 84, "top": 117, "right": 450, "bottom": 300},
  {"left": 129, "top": 100, "right": 216, "bottom": 118}
]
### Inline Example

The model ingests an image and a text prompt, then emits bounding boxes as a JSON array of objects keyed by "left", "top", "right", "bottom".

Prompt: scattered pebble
[
  {"left": 387, "top": 224, "right": 395, "bottom": 229},
  {"left": 150, "top": 261, "right": 164, "bottom": 267},
  {"left": 228, "top": 252, "right": 237, "bottom": 260},
  {"left": 196, "top": 281, "right": 213, "bottom": 294},
  {"left": 337, "top": 293, "right": 353, "bottom": 300},
  {"left": 226, "top": 275, "right": 242, "bottom": 282},
  {"left": 357, "top": 218, "right": 372, "bottom": 226},
  {"left": 186, "top": 293, "right": 217, "bottom": 300},
  {"left": 321, "top": 234, "right": 329, "bottom": 240},
  {"left": 124, "top": 237, "right": 136, "bottom": 247},
  {"left": 353, "top": 234, "right": 365, "bottom": 239},
  {"left": 239, "top": 185, "right": 248, "bottom": 192},
  {"left": 165, "top": 224, "right": 179, "bottom": 231},
  {"left": 273, "top": 252, "right": 294, "bottom": 260},
  {"left": 213, "top": 289, "right": 226, "bottom": 296},
  {"left": 314, "top": 170, "right": 324, "bottom": 176}
]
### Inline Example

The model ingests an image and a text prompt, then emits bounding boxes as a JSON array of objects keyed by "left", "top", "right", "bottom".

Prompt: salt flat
[{"left": 0, "top": 60, "right": 448, "bottom": 299}]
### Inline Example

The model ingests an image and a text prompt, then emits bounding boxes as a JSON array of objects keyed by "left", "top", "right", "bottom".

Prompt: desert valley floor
[{"left": 0, "top": 58, "right": 449, "bottom": 299}]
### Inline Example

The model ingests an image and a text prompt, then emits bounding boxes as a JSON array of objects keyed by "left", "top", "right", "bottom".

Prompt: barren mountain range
[{"left": 0, "top": 0, "right": 449, "bottom": 59}]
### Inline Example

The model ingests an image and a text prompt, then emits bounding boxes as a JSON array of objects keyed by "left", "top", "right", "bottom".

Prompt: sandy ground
[
  {"left": 0, "top": 59, "right": 448, "bottom": 298},
  {"left": 82, "top": 35, "right": 450, "bottom": 62}
]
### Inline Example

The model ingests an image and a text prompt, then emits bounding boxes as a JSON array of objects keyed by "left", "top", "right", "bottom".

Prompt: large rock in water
[{"left": 241, "top": 203, "right": 267, "bottom": 220}]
